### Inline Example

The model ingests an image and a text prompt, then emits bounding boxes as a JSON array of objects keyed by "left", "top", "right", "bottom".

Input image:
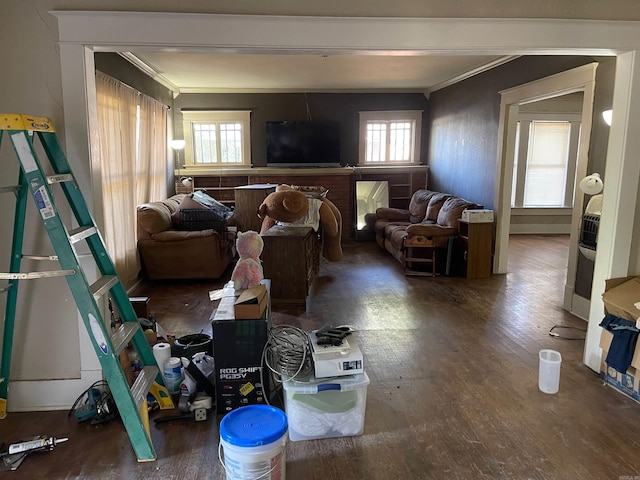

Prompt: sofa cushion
[
  {"left": 424, "top": 193, "right": 450, "bottom": 222},
  {"left": 408, "top": 189, "right": 437, "bottom": 223},
  {"left": 137, "top": 202, "right": 173, "bottom": 235},
  {"left": 437, "top": 196, "right": 476, "bottom": 228},
  {"left": 151, "top": 229, "right": 217, "bottom": 241},
  {"left": 385, "top": 223, "right": 411, "bottom": 252}
]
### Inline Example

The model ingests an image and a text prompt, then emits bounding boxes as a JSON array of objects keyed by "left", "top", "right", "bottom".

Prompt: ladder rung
[
  {"left": 46, "top": 174, "right": 73, "bottom": 184},
  {"left": 90, "top": 275, "right": 118, "bottom": 299},
  {"left": 0, "top": 186, "right": 19, "bottom": 194},
  {"left": 21, "top": 253, "right": 92, "bottom": 261},
  {"left": 0, "top": 269, "right": 75, "bottom": 280},
  {"left": 0, "top": 284, "right": 11, "bottom": 295},
  {"left": 21, "top": 254, "right": 59, "bottom": 261},
  {"left": 111, "top": 322, "right": 140, "bottom": 356},
  {"left": 68, "top": 226, "right": 97, "bottom": 244},
  {"left": 131, "top": 366, "right": 159, "bottom": 411}
]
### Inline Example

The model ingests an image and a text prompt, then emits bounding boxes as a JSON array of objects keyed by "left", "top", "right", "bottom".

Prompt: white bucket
[
  {"left": 219, "top": 405, "right": 288, "bottom": 480},
  {"left": 538, "top": 349, "right": 562, "bottom": 394}
]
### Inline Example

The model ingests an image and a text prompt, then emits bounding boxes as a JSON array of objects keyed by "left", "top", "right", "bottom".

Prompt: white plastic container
[
  {"left": 219, "top": 405, "right": 288, "bottom": 480},
  {"left": 538, "top": 349, "right": 562, "bottom": 394},
  {"left": 163, "top": 357, "right": 183, "bottom": 394},
  {"left": 282, "top": 372, "right": 369, "bottom": 442}
]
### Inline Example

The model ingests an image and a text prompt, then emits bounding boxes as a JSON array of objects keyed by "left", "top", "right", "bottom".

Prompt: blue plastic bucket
[{"left": 219, "top": 405, "right": 288, "bottom": 480}]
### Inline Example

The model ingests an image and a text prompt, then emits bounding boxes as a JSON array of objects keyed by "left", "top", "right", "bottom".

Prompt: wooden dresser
[
  {"left": 233, "top": 184, "right": 276, "bottom": 232},
  {"left": 260, "top": 225, "right": 319, "bottom": 310}
]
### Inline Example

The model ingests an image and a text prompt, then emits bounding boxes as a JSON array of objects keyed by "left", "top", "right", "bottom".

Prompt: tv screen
[{"left": 266, "top": 121, "right": 341, "bottom": 168}]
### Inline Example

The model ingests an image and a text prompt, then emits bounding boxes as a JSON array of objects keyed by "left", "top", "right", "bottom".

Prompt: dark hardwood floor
[{"left": 3, "top": 235, "right": 640, "bottom": 479}]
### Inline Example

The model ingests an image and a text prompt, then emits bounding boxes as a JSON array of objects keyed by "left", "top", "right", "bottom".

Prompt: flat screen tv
[{"left": 266, "top": 121, "right": 341, "bottom": 168}]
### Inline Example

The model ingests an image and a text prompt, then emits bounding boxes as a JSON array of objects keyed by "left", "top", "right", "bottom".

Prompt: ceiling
[{"left": 126, "top": 51, "right": 515, "bottom": 95}]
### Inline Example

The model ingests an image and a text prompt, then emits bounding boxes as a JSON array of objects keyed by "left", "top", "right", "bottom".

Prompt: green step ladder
[{"left": 0, "top": 113, "right": 168, "bottom": 462}]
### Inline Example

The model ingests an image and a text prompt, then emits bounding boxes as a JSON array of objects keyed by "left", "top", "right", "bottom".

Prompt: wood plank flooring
[{"left": 3, "top": 235, "right": 640, "bottom": 479}]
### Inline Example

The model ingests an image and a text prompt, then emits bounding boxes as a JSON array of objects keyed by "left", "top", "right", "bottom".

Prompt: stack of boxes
[
  {"left": 281, "top": 329, "right": 369, "bottom": 441},
  {"left": 210, "top": 280, "right": 271, "bottom": 413},
  {"left": 600, "top": 276, "right": 640, "bottom": 403}
]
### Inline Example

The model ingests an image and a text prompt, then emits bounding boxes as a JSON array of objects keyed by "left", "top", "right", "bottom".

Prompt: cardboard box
[
  {"left": 461, "top": 209, "right": 494, "bottom": 223},
  {"left": 234, "top": 284, "right": 268, "bottom": 320},
  {"left": 599, "top": 276, "right": 640, "bottom": 403}
]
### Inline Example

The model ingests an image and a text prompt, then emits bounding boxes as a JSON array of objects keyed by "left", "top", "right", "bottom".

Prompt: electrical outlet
[{"left": 194, "top": 408, "right": 207, "bottom": 422}]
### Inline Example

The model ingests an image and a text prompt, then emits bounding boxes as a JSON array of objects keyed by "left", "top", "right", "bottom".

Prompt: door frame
[{"left": 493, "top": 63, "right": 598, "bottom": 322}]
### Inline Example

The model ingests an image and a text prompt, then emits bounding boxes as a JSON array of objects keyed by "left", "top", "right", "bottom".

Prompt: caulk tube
[{"left": 8, "top": 437, "right": 68, "bottom": 454}]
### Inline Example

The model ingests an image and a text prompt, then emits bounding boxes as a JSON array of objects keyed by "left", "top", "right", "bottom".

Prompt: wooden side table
[
  {"left": 457, "top": 220, "right": 493, "bottom": 279},
  {"left": 233, "top": 184, "right": 277, "bottom": 232}
]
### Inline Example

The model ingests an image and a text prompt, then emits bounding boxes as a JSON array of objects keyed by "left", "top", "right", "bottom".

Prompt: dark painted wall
[
  {"left": 173, "top": 93, "right": 430, "bottom": 167},
  {"left": 427, "top": 56, "right": 615, "bottom": 209},
  {"left": 94, "top": 53, "right": 174, "bottom": 107}
]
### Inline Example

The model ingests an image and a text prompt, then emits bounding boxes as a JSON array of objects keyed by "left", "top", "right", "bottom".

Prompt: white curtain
[{"left": 95, "top": 72, "right": 167, "bottom": 289}]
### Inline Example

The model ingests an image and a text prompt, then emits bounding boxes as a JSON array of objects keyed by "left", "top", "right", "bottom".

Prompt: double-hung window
[
  {"left": 511, "top": 116, "right": 581, "bottom": 208},
  {"left": 358, "top": 110, "right": 422, "bottom": 165},
  {"left": 182, "top": 110, "right": 251, "bottom": 167}
]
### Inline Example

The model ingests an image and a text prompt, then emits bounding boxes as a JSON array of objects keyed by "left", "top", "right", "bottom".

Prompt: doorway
[{"left": 493, "top": 63, "right": 598, "bottom": 323}]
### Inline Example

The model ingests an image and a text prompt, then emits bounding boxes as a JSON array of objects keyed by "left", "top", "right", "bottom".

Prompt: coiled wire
[{"left": 262, "top": 325, "right": 313, "bottom": 384}]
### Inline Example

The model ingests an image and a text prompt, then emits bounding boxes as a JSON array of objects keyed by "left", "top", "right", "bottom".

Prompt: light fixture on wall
[
  {"left": 579, "top": 173, "right": 604, "bottom": 195},
  {"left": 602, "top": 109, "right": 613, "bottom": 126}
]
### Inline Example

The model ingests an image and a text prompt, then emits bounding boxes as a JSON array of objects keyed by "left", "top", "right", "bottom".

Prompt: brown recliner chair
[{"left": 136, "top": 194, "right": 236, "bottom": 280}]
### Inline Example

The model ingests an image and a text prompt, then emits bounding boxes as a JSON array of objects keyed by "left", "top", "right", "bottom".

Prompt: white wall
[{"left": 3, "top": 0, "right": 640, "bottom": 410}]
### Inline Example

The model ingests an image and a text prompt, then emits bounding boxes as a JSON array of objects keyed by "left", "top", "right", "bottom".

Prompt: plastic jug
[{"left": 538, "top": 349, "right": 562, "bottom": 394}]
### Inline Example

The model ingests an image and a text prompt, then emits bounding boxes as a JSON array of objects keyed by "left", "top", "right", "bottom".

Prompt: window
[
  {"left": 358, "top": 110, "right": 422, "bottom": 165},
  {"left": 512, "top": 117, "right": 581, "bottom": 208},
  {"left": 182, "top": 110, "right": 251, "bottom": 167}
]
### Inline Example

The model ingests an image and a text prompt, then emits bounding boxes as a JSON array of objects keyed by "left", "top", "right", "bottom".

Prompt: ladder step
[
  {"left": 68, "top": 226, "right": 97, "bottom": 244},
  {"left": 0, "top": 186, "right": 20, "bottom": 194},
  {"left": 90, "top": 275, "right": 118, "bottom": 299},
  {"left": 131, "top": 366, "right": 159, "bottom": 411},
  {"left": 111, "top": 322, "right": 140, "bottom": 356},
  {"left": 46, "top": 174, "right": 73, "bottom": 184},
  {"left": 0, "top": 284, "right": 10, "bottom": 295}
]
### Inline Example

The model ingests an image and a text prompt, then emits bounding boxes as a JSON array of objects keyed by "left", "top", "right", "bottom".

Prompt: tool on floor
[
  {"left": 0, "top": 113, "right": 174, "bottom": 462},
  {"left": 8, "top": 437, "right": 68, "bottom": 455}
]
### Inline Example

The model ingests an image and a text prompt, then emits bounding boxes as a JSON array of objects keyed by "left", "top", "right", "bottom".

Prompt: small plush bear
[{"left": 231, "top": 230, "right": 264, "bottom": 290}]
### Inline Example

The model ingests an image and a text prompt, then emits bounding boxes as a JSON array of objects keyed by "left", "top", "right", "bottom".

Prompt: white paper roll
[{"left": 152, "top": 342, "right": 171, "bottom": 369}]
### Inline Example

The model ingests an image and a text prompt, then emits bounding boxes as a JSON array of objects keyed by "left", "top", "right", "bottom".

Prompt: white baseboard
[{"left": 7, "top": 369, "right": 103, "bottom": 412}]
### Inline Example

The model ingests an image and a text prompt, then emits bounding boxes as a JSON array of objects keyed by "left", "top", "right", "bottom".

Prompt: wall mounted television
[{"left": 266, "top": 121, "right": 341, "bottom": 168}]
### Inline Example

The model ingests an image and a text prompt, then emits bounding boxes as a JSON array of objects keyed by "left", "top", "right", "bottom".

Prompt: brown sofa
[
  {"left": 136, "top": 194, "right": 236, "bottom": 280},
  {"left": 373, "top": 189, "right": 481, "bottom": 269}
]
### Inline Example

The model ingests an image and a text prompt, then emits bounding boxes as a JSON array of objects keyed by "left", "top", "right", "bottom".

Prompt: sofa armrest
[
  {"left": 375, "top": 207, "right": 410, "bottom": 221},
  {"left": 406, "top": 224, "right": 457, "bottom": 238}
]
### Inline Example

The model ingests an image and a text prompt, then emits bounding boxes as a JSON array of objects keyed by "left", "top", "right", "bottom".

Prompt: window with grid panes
[
  {"left": 358, "top": 110, "right": 422, "bottom": 165},
  {"left": 182, "top": 110, "right": 251, "bottom": 167}
]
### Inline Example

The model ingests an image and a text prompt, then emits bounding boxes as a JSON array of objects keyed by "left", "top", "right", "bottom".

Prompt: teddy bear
[
  {"left": 257, "top": 185, "right": 343, "bottom": 262},
  {"left": 231, "top": 230, "right": 265, "bottom": 290}
]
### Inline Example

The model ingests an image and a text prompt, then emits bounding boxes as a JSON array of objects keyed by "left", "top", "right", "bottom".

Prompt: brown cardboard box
[
  {"left": 599, "top": 276, "right": 640, "bottom": 403},
  {"left": 234, "top": 284, "right": 268, "bottom": 320}
]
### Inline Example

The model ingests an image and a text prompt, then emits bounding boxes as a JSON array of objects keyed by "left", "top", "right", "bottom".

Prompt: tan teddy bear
[{"left": 257, "top": 185, "right": 342, "bottom": 262}]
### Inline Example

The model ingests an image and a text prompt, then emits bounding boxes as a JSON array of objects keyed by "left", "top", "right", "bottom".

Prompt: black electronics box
[{"left": 212, "top": 319, "right": 269, "bottom": 413}]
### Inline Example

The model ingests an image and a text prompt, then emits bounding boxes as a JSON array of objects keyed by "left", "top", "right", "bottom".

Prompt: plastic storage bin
[{"left": 282, "top": 372, "right": 369, "bottom": 441}]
